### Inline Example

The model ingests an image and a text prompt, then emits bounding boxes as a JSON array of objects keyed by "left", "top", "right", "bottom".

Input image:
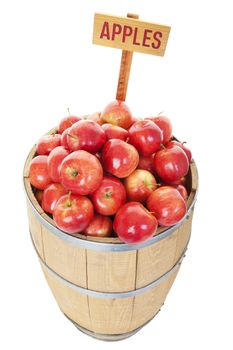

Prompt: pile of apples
[{"left": 29, "top": 100, "right": 192, "bottom": 244}]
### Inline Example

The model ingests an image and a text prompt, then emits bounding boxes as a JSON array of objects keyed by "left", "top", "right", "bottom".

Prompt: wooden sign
[
  {"left": 93, "top": 13, "right": 171, "bottom": 57},
  {"left": 93, "top": 13, "right": 171, "bottom": 101}
]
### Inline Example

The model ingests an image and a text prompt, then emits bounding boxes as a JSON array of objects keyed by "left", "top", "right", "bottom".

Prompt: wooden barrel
[{"left": 23, "top": 143, "right": 198, "bottom": 341}]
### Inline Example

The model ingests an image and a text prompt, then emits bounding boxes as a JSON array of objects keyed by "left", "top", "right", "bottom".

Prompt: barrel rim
[
  {"left": 23, "top": 137, "right": 198, "bottom": 252},
  {"left": 26, "top": 189, "right": 195, "bottom": 251}
]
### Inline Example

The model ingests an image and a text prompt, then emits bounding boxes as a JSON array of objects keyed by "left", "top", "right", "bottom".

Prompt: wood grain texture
[
  {"left": 136, "top": 215, "right": 192, "bottom": 288},
  {"left": 190, "top": 161, "right": 198, "bottom": 191},
  {"left": 27, "top": 204, "right": 45, "bottom": 260},
  {"left": 130, "top": 268, "right": 179, "bottom": 330},
  {"left": 88, "top": 297, "right": 134, "bottom": 334},
  {"left": 87, "top": 250, "right": 137, "bottom": 292},
  {"left": 93, "top": 13, "right": 171, "bottom": 56},
  {"left": 28, "top": 207, "right": 193, "bottom": 334},
  {"left": 116, "top": 48, "right": 133, "bottom": 101},
  {"left": 40, "top": 259, "right": 179, "bottom": 335},
  {"left": 42, "top": 264, "right": 92, "bottom": 331},
  {"left": 41, "top": 223, "right": 87, "bottom": 288},
  {"left": 173, "top": 210, "right": 193, "bottom": 264},
  {"left": 116, "top": 14, "right": 138, "bottom": 101}
]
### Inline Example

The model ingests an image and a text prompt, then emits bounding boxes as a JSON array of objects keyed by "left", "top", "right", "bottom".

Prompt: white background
[{"left": 0, "top": 0, "right": 232, "bottom": 349}]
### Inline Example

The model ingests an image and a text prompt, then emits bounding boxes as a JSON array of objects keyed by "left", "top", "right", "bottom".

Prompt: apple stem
[
  {"left": 67, "top": 133, "right": 78, "bottom": 141},
  {"left": 160, "top": 144, "right": 166, "bottom": 149},
  {"left": 157, "top": 111, "right": 164, "bottom": 117},
  {"left": 105, "top": 191, "right": 112, "bottom": 199},
  {"left": 67, "top": 191, "right": 72, "bottom": 207},
  {"left": 67, "top": 108, "right": 71, "bottom": 116}
]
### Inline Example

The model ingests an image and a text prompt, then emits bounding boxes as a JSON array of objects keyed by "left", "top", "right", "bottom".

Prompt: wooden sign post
[
  {"left": 116, "top": 13, "right": 139, "bottom": 101},
  {"left": 93, "top": 13, "right": 171, "bottom": 101}
]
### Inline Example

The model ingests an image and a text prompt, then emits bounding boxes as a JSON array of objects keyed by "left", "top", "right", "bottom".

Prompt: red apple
[
  {"left": 101, "top": 100, "right": 133, "bottom": 129},
  {"left": 60, "top": 150, "right": 103, "bottom": 195},
  {"left": 161, "top": 176, "right": 187, "bottom": 187},
  {"left": 163, "top": 176, "right": 187, "bottom": 186},
  {"left": 102, "top": 123, "right": 129, "bottom": 141},
  {"left": 61, "top": 127, "right": 71, "bottom": 148},
  {"left": 53, "top": 194, "right": 94, "bottom": 234},
  {"left": 102, "top": 139, "right": 139, "bottom": 178},
  {"left": 42, "top": 183, "right": 68, "bottom": 214},
  {"left": 83, "top": 214, "right": 112, "bottom": 237},
  {"left": 153, "top": 146, "right": 189, "bottom": 183},
  {"left": 166, "top": 140, "right": 192, "bottom": 163},
  {"left": 175, "top": 184, "right": 188, "bottom": 201},
  {"left": 67, "top": 120, "right": 106, "bottom": 153},
  {"left": 36, "top": 134, "right": 61, "bottom": 155},
  {"left": 147, "top": 186, "right": 186, "bottom": 226},
  {"left": 35, "top": 190, "right": 43, "bottom": 205},
  {"left": 113, "top": 202, "right": 158, "bottom": 244},
  {"left": 48, "top": 146, "right": 70, "bottom": 182},
  {"left": 128, "top": 116, "right": 139, "bottom": 127},
  {"left": 177, "top": 177, "right": 187, "bottom": 186},
  {"left": 92, "top": 176, "right": 126, "bottom": 215},
  {"left": 124, "top": 169, "right": 157, "bottom": 203},
  {"left": 58, "top": 115, "right": 81, "bottom": 134},
  {"left": 128, "top": 120, "right": 162, "bottom": 156},
  {"left": 138, "top": 154, "right": 155, "bottom": 173},
  {"left": 29, "top": 155, "right": 51, "bottom": 190},
  {"left": 146, "top": 115, "right": 172, "bottom": 144}
]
